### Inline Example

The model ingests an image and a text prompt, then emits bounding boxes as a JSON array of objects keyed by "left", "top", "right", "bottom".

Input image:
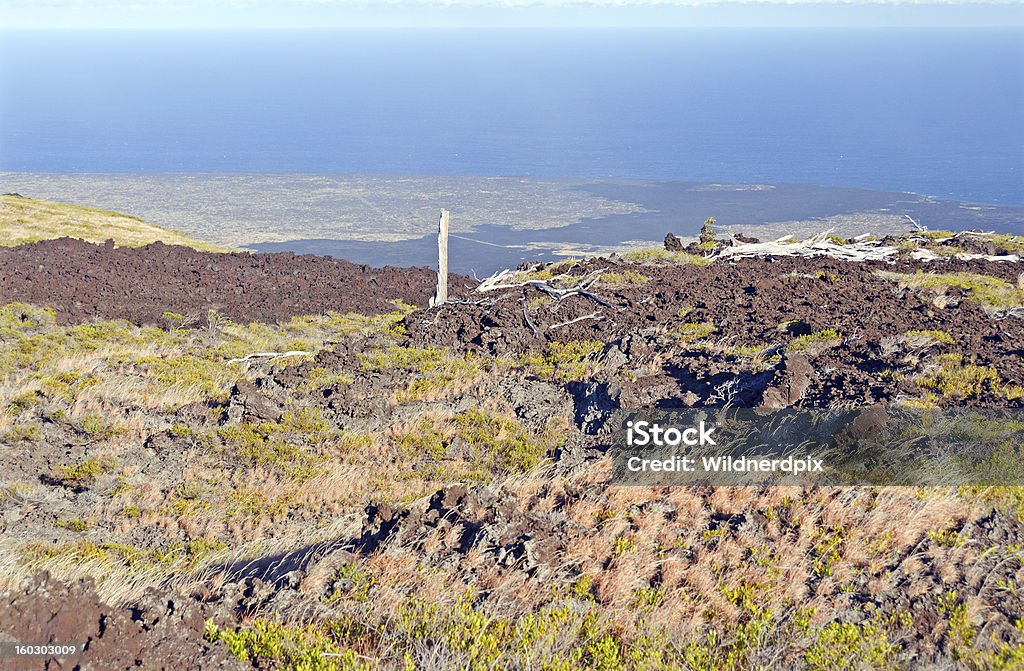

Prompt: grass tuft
[
  {"left": 622, "top": 248, "right": 711, "bottom": 266},
  {"left": 876, "top": 270, "right": 1024, "bottom": 313}
]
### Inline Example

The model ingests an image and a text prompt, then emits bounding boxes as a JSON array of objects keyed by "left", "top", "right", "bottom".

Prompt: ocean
[{"left": 1, "top": 28, "right": 1022, "bottom": 207}]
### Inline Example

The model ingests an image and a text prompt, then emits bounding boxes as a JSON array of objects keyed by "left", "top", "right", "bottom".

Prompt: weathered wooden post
[{"left": 430, "top": 208, "right": 450, "bottom": 307}]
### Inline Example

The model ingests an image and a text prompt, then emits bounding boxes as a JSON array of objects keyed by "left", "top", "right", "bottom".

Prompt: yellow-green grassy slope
[{"left": 0, "top": 194, "right": 229, "bottom": 251}]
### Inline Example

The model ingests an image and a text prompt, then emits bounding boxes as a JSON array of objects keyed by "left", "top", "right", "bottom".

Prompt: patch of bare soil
[
  {"left": 0, "top": 573, "right": 242, "bottom": 671},
  {"left": 0, "top": 238, "right": 468, "bottom": 325}
]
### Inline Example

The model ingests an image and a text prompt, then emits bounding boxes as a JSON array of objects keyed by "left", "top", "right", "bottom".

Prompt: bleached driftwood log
[
  {"left": 908, "top": 248, "right": 1021, "bottom": 263},
  {"left": 227, "top": 350, "right": 311, "bottom": 364},
  {"left": 548, "top": 312, "right": 604, "bottom": 330},
  {"left": 902, "top": 230, "right": 1021, "bottom": 262},
  {"left": 716, "top": 230, "right": 899, "bottom": 262},
  {"left": 717, "top": 229, "right": 1021, "bottom": 264}
]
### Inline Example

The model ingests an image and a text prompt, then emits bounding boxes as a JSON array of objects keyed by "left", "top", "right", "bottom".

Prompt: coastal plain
[{"left": 4, "top": 173, "right": 1022, "bottom": 274}]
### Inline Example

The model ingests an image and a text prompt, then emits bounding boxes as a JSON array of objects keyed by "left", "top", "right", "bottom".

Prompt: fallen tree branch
[
  {"left": 577, "top": 289, "right": 614, "bottom": 308},
  {"left": 548, "top": 312, "right": 604, "bottom": 330},
  {"left": 719, "top": 228, "right": 1021, "bottom": 263},
  {"left": 905, "top": 214, "right": 926, "bottom": 232},
  {"left": 476, "top": 268, "right": 599, "bottom": 294},
  {"left": 476, "top": 268, "right": 615, "bottom": 308},
  {"left": 994, "top": 307, "right": 1024, "bottom": 320},
  {"left": 908, "top": 248, "right": 1021, "bottom": 263},
  {"left": 714, "top": 230, "right": 900, "bottom": 262},
  {"left": 227, "top": 350, "right": 311, "bottom": 364},
  {"left": 521, "top": 301, "right": 539, "bottom": 336},
  {"left": 443, "top": 298, "right": 492, "bottom": 306}
]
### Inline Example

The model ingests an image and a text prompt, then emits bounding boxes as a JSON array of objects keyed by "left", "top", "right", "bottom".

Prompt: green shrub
[
  {"left": 698, "top": 216, "right": 717, "bottom": 249},
  {"left": 455, "top": 409, "right": 553, "bottom": 474},
  {"left": 0, "top": 300, "right": 415, "bottom": 412},
  {"left": 55, "top": 517, "right": 90, "bottom": 531},
  {"left": 596, "top": 271, "right": 649, "bottom": 287},
  {"left": 804, "top": 621, "right": 901, "bottom": 670},
  {"left": 622, "top": 248, "right": 711, "bottom": 266},
  {"left": 214, "top": 413, "right": 327, "bottom": 483},
  {"left": 81, "top": 414, "right": 123, "bottom": 440},
  {"left": 0, "top": 424, "right": 41, "bottom": 442},
  {"left": 903, "top": 330, "right": 956, "bottom": 346},
  {"left": 790, "top": 329, "right": 842, "bottom": 352},
  {"left": 523, "top": 340, "right": 604, "bottom": 382},
  {"left": 54, "top": 456, "right": 116, "bottom": 488},
  {"left": 673, "top": 322, "right": 717, "bottom": 344},
  {"left": 915, "top": 353, "right": 1011, "bottom": 401},
  {"left": 360, "top": 345, "right": 447, "bottom": 373},
  {"left": 396, "top": 418, "right": 449, "bottom": 460},
  {"left": 206, "top": 619, "right": 370, "bottom": 671}
]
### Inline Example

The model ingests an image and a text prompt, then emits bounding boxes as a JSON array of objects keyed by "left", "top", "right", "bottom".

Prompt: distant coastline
[{"left": 2, "top": 173, "right": 1021, "bottom": 274}]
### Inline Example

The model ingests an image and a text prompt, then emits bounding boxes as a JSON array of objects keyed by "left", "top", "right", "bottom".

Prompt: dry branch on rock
[
  {"left": 476, "top": 268, "right": 615, "bottom": 309},
  {"left": 716, "top": 229, "right": 1022, "bottom": 264},
  {"left": 717, "top": 231, "right": 899, "bottom": 262},
  {"left": 226, "top": 350, "right": 312, "bottom": 364}
]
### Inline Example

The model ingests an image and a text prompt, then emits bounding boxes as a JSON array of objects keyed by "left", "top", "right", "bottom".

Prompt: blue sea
[{"left": 1, "top": 28, "right": 1022, "bottom": 206}]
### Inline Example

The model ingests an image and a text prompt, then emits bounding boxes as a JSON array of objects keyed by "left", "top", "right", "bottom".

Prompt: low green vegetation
[
  {"left": 204, "top": 581, "right": 925, "bottom": 671},
  {"left": 454, "top": 409, "right": 556, "bottom": 474},
  {"left": 612, "top": 535, "right": 637, "bottom": 557},
  {"left": 916, "top": 353, "right": 1023, "bottom": 402},
  {"left": 595, "top": 271, "right": 649, "bottom": 287},
  {"left": 393, "top": 408, "right": 562, "bottom": 479},
  {"left": 54, "top": 517, "right": 91, "bottom": 532},
  {"left": 722, "top": 344, "right": 766, "bottom": 359},
  {"left": 902, "top": 329, "right": 956, "bottom": 347},
  {"left": 206, "top": 619, "right": 370, "bottom": 671},
  {"left": 717, "top": 343, "right": 782, "bottom": 373},
  {"left": 204, "top": 408, "right": 331, "bottom": 482},
  {"left": 81, "top": 413, "right": 123, "bottom": 440},
  {"left": 361, "top": 345, "right": 484, "bottom": 402},
  {"left": 396, "top": 417, "right": 449, "bottom": 461},
  {"left": 53, "top": 456, "right": 116, "bottom": 489},
  {"left": 910, "top": 231, "right": 1024, "bottom": 256},
  {"left": 523, "top": 340, "right": 605, "bottom": 382},
  {"left": 789, "top": 328, "right": 843, "bottom": 352},
  {"left": 22, "top": 536, "right": 229, "bottom": 574},
  {"left": 622, "top": 248, "right": 711, "bottom": 266},
  {"left": 875, "top": 270, "right": 1024, "bottom": 313},
  {"left": 0, "top": 424, "right": 41, "bottom": 442},
  {"left": 359, "top": 344, "right": 448, "bottom": 373},
  {"left": 926, "top": 527, "right": 966, "bottom": 548},
  {"left": 673, "top": 321, "right": 717, "bottom": 345},
  {"left": 0, "top": 301, "right": 413, "bottom": 414},
  {"left": 803, "top": 620, "right": 901, "bottom": 670},
  {"left": 976, "top": 233, "right": 1024, "bottom": 254}
]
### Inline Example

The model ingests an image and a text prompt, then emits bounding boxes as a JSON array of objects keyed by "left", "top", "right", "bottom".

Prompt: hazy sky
[{"left": 1, "top": 0, "right": 1021, "bottom": 29}]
